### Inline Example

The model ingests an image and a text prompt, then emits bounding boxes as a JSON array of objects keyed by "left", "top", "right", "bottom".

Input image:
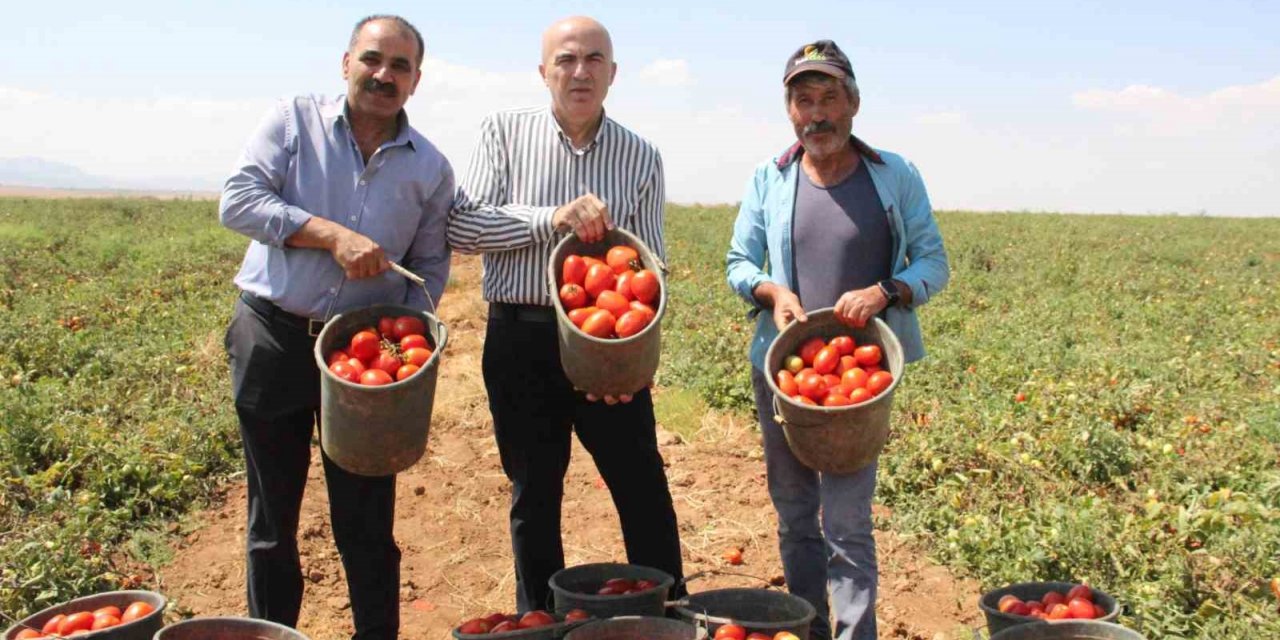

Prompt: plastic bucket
[
  {"left": 4, "top": 590, "right": 166, "bottom": 640},
  {"left": 564, "top": 617, "right": 704, "bottom": 640},
  {"left": 763, "top": 309, "right": 905, "bottom": 474},
  {"left": 313, "top": 303, "right": 447, "bottom": 477},
  {"left": 673, "top": 588, "right": 816, "bottom": 640},
  {"left": 549, "top": 563, "right": 674, "bottom": 618},
  {"left": 989, "top": 620, "right": 1145, "bottom": 640},
  {"left": 452, "top": 614, "right": 588, "bottom": 640},
  {"left": 154, "top": 617, "right": 310, "bottom": 640},
  {"left": 547, "top": 228, "right": 667, "bottom": 397},
  {"left": 980, "top": 582, "right": 1121, "bottom": 636}
]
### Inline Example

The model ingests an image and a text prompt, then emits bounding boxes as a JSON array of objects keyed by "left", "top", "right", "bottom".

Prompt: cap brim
[{"left": 784, "top": 62, "right": 847, "bottom": 85}]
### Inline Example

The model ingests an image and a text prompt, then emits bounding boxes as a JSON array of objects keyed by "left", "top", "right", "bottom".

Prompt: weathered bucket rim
[
  {"left": 312, "top": 307, "right": 448, "bottom": 392},
  {"left": 763, "top": 309, "right": 903, "bottom": 412},
  {"left": 154, "top": 616, "right": 309, "bottom": 640},
  {"left": 548, "top": 562, "right": 675, "bottom": 602},
  {"left": 673, "top": 586, "right": 817, "bottom": 628},
  {"left": 546, "top": 228, "right": 667, "bottom": 346}
]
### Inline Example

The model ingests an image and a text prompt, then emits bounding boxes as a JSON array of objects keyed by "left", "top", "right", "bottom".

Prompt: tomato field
[{"left": 1, "top": 197, "right": 1278, "bottom": 638}]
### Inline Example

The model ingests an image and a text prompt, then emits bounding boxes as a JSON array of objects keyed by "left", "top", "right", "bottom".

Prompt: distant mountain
[{"left": 0, "top": 157, "right": 221, "bottom": 192}]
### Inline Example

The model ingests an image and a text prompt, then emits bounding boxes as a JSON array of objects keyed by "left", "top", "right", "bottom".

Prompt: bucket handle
[
  {"left": 771, "top": 396, "right": 788, "bottom": 427},
  {"left": 388, "top": 261, "right": 439, "bottom": 317}
]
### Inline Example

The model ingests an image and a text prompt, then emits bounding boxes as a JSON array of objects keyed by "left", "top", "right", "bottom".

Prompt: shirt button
[
  {"left": 329, "top": 287, "right": 337, "bottom": 294},
  {"left": 359, "top": 179, "right": 367, "bottom": 185},
  {"left": 349, "top": 215, "right": 357, "bottom": 221}
]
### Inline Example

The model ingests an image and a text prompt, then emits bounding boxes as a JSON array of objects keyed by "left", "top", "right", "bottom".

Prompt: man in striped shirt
[{"left": 448, "top": 15, "right": 683, "bottom": 612}]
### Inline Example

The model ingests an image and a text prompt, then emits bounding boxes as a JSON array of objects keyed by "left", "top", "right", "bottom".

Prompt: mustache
[
  {"left": 802, "top": 121, "right": 836, "bottom": 136},
  {"left": 363, "top": 79, "right": 398, "bottom": 97}
]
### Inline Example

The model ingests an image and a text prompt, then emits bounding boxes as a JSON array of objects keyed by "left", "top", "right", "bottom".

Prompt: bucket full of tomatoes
[
  {"left": 3, "top": 590, "right": 165, "bottom": 640},
  {"left": 314, "top": 303, "right": 447, "bottom": 477},
  {"left": 547, "top": 228, "right": 666, "bottom": 398},
  {"left": 763, "top": 308, "right": 904, "bottom": 475}
]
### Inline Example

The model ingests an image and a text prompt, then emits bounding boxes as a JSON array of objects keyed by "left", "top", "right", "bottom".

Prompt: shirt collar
[
  {"left": 776, "top": 134, "right": 883, "bottom": 170},
  {"left": 327, "top": 95, "right": 417, "bottom": 152},
  {"left": 549, "top": 106, "right": 610, "bottom": 155}
]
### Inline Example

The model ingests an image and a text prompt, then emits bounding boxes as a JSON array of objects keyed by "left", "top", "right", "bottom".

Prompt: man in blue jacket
[{"left": 725, "top": 40, "right": 950, "bottom": 640}]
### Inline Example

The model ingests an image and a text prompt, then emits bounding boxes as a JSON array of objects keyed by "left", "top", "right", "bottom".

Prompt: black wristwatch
[{"left": 877, "top": 279, "right": 901, "bottom": 307}]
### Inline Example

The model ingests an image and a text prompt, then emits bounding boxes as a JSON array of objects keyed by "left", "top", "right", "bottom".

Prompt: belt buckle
[{"left": 307, "top": 319, "right": 325, "bottom": 337}]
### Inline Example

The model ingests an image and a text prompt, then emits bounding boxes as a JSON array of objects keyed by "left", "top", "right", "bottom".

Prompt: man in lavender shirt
[{"left": 219, "top": 14, "right": 452, "bottom": 640}]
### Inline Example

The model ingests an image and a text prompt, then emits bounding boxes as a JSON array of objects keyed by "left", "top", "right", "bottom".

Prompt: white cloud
[
  {"left": 636, "top": 59, "right": 693, "bottom": 88},
  {"left": 1071, "top": 75, "right": 1280, "bottom": 135}
]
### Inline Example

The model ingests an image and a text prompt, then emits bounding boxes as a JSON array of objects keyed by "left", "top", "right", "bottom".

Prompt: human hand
[
  {"left": 771, "top": 288, "right": 808, "bottom": 331},
  {"left": 331, "top": 228, "right": 389, "bottom": 279},
  {"left": 583, "top": 380, "right": 653, "bottom": 405},
  {"left": 833, "top": 285, "right": 888, "bottom": 327},
  {"left": 552, "top": 193, "right": 612, "bottom": 243}
]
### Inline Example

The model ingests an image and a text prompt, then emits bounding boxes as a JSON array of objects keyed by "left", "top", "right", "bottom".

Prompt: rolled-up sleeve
[
  {"left": 219, "top": 101, "right": 312, "bottom": 247},
  {"left": 894, "top": 160, "right": 950, "bottom": 307},
  {"left": 726, "top": 167, "right": 770, "bottom": 307},
  {"left": 402, "top": 163, "right": 455, "bottom": 313}
]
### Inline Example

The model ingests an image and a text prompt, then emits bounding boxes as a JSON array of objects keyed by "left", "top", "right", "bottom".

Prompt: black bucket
[
  {"left": 989, "top": 620, "right": 1146, "bottom": 640},
  {"left": 549, "top": 563, "right": 674, "bottom": 618},
  {"left": 451, "top": 613, "right": 589, "bottom": 640},
  {"left": 564, "top": 617, "right": 704, "bottom": 640},
  {"left": 979, "top": 582, "right": 1121, "bottom": 635},
  {"left": 154, "top": 617, "right": 310, "bottom": 640},
  {"left": 3, "top": 590, "right": 166, "bottom": 640},
  {"left": 673, "top": 588, "right": 816, "bottom": 640}
]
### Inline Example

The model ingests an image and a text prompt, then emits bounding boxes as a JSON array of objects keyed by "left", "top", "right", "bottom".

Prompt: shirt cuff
[
  {"left": 273, "top": 205, "right": 313, "bottom": 249},
  {"left": 529, "top": 206, "right": 559, "bottom": 245}
]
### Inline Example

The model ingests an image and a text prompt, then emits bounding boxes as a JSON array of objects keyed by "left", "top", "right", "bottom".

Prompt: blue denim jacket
[{"left": 726, "top": 137, "right": 950, "bottom": 371}]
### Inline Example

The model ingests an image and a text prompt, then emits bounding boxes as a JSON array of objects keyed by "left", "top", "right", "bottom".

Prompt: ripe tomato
[
  {"left": 776, "top": 370, "right": 799, "bottom": 396},
  {"left": 567, "top": 306, "right": 597, "bottom": 328},
  {"left": 997, "top": 594, "right": 1022, "bottom": 613},
  {"left": 822, "top": 392, "right": 853, "bottom": 407},
  {"left": 629, "top": 300, "right": 656, "bottom": 322},
  {"left": 615, "top": 271, "right": 636, "bottom": 301},
  {"left": 329, "top": 361, "right": 361, "bottom": 383},
  {"left": 372, "top": 352, "right": 402, "bottom": 377},
  {"left": 483, "top": 613, "right": 509, "bottom": 626},
  {"left": 93, "top": 606, "right": 121, "bottom": 620},
  {"left": 836, "top": 355, "right": 858, "bottom": 375},
  {"left": 42, "top": 615, "right": 66, "bottom": 635},
  {"left": 813, "top": 346, "right": 840, "bottom": 375},
  {"left": 346, "top": 357, "right": 367, "bottom": 375},
  {"left": 863, "top": 363, "right": 882, "bottom": 375},
  {"left": 1067, "top": 597, "right": 1095, "bottom": 619},
  {"left": 59, "top": 612, "right": 95, "bottom": 635},
  {"left": 400, "top": 334, "right": 429, "bottom": 352},
  {"left": 822, "top": 374, "right": 842, "bottom": 390},
  {"left": 392, "top": 316, "right": 425, "bottom": 340},
  {"left": 490, "top": 621, "right": 519, "bottom": 633},
  {"left": 606, "top": 245, "right": 640, "bottom": 274},
  {"left": 866, "top": 370, "right": 894, "bottom": 396},
  {"left": 560, "top": 283, "right": 588, "bottom": 310},
  {"left": 746, "top": 633, "right": 771, "bottom": 640},
  {"left": 580, "top": 309, "right": 617, "bottom": 338},
  {"left": 715, "top": 624, "right": 746, "bottom": 640},
  {"left": 564, "top": 609, "right": 591, "bottom": 622},
  {"left": 457, "top": 618, "right": 493, "bottom": 635},
  {"left": 1066, "top": 584, "right": 1093, "bottom": 603},
  {"left": 349, "top": 330, "right": 382, "bottom": 361},
  {"left": 841, "top": 367, "right": 869, "bottom": 390},
  {"left": 773, "top": 633, "right": 801, "bottom": 640},
  {"left": 791, "top": 394, "right": 816, "bottom": 405},
  {"left": 360, "top": 369, "right": 394, "bottom": 386},
  {"left": 378, "top": 317, "right": 396, "bottom": 339},
  {"left": 797, "top": 371, "right": 827, "bottom": 400},
  {"left": 848, "top": 387, "right": 873, "bottom": 404},
  {"left": 1041, "top": 591, "right": 1066, "bottom": 608},
  {"left": 1092, "top": 603, "right": 1107, "bottom": 618},
  {"left": 15, "top": 629, "right": 43, "bottom": 640},
  {"left": 1024, "top": 601, "right": 1045, "bottom": 617},
  {"left": 615, "top": 310, "right": 651, "bottom": 338},
  {"left": 853, "top": 344, "right": 882, "bottom": 367},
  {"left": 327, "top": 349, "right": 350, "bottom": 366},
  {"left": 723, "top": 547, "right": 744, "bottom": 565},
  {"left": 396, "top": 364, "right": 420, "bottom": 381},
  {"left": 829, "top": 335, "right": 855, "bottom": 356},
  {"left": 603, "top": 578, "right": 635, "bottom": 591},
  {"left": 798, "top": 337, "right": 826, "bottom": 366},
  {"left": 584, "top": 263, "right": 617, "bottom": 299},
  {"left": 403, "top": 347, "right": 433, "bottom": 367},
  {"left": 595, "top": 290, "right": 632, "bottom": 319},
  {"left": 563, "top": 254, "right": 587, "bottom": 286},
  {"left": 1046, "top": 603, "right": 1070, "bottom": 620},
  {"left": 518, "top": 611, "right": 555, "bottom": 628},
  {"left": 634, "top": 579, "right": 658, "bottom": 591},
  {"left": 629, "top": 269, "right": 660, "bottom": 305},
  {"left": 92, "top": 613, "right": 121, "bottom": 630}
]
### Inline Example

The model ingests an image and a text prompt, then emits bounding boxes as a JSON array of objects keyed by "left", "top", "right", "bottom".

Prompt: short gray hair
[
  {"left": 785, "top": 71, "right": 860, "bottom": 108},
  {"left": 350, "top": 14, "right": 425, "bottom": 66}
]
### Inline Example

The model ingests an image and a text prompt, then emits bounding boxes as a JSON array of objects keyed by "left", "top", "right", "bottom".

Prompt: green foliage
[
  {"left": 0, "top": 198, "right": 244, "bottom": 616},
  {"left": 662, "top": 206, "right": 1280, "bottom": 638}
]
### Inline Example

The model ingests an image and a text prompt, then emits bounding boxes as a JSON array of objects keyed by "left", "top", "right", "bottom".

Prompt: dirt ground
[{"left": 154, "top": 255, "right": 983, "bottom": 640}]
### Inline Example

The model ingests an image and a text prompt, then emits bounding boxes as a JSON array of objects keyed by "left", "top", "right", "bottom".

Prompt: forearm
[{"left": 283, "top": 216, "right": 344, "bottom": 251}]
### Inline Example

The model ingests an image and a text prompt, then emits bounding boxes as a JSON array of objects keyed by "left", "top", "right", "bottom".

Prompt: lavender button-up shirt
[{"left": 220, "top": 94, "right": 453, "bottom": 320}]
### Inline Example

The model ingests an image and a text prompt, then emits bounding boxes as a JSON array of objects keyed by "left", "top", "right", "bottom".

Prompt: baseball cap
[{"left": 783, "top": 40, "right": 855, "bottom": 85}]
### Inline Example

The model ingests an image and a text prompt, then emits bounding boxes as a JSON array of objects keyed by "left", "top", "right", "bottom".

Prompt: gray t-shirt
[{"left": 793, "top": 160, "right": 893, "bottom": 307}]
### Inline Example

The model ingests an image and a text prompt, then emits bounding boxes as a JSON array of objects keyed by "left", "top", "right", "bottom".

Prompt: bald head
[{"left": 541, "top": 16, "right": 613, "bottom": 63}]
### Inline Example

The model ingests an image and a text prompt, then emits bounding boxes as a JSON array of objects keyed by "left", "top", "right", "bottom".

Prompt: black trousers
[
  {"left": 482, "top": 307, "right": 685, "bottom": 612},
  {"left": 225, "top": 296, "right": 400, "bottom": 640}
]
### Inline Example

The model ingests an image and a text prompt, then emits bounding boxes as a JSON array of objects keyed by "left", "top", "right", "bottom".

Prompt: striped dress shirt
[{"left": 448, "top": 106, "right": 666, "bottom": 306}]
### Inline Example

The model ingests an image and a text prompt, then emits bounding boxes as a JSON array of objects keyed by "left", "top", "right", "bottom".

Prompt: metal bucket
[
  {"left": 763, "top": 309, "right": 905, "bottom": 475},
  {"left": 979, "top": 582, "right": 1121, "bottom": 635},
  {"left": 546, "top": 228, "right": 666, "bottom": 397},
  {"left": 549, "top": 563, "right": 674, "bottom": 618},
  {"left": 673, "top": 588, "right": 816, "bottom": 640},
  {"left": 4, "top": 590, "right": 166, "bottom": 640},
  {"left": 989, "top": 620, "right": 1145, "bottom": 640},
  {"left": 313, "top": 303, "right": 447, "bottom": 477},
  {"left": 564, "top": 618, "right": 704, "bottom": 640},
  {"left": 154, "top": 617, "right": 310, "bottom": 640}
]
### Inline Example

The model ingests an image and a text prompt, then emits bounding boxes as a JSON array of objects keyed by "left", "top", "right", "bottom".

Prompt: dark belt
[
  {"left": 488, "top": 302, "right": 556, "bottom": 323},
  {"left": 240, "top": 291, "right": 327, "bottom": 337}
]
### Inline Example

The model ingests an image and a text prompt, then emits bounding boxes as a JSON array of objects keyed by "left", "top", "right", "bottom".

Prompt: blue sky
[{"left": 3, "top": 0, "right": 1278, "bottom": 215}]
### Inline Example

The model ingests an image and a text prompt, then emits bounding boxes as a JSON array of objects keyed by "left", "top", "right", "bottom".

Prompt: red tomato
[
  {"left": 1066, "top": 585, "right": 1093, "bottom": 603},
  {"left": 345, "top": 357, "right": 367, "bottom": 375},
  {"left": 483, "top": 613, "right": 509, "bottom": 626},
  {"left": 836, "top": 355, "right": 858, "bottom": 375},
  {"left": 360, "top": 369, "right": 394, "bottom": 386},
  {"left": 396, "top": 364, "right": 420, "bottom": 381},
  {"left": 1025, "top": 601, "right": 1045, "bottom": 616},
  {"left": 797, "top": 337, "right": 826, "bottom": 366},
  {"left": 822, "top": 374, "right": 842, "bottom": 390},
  {"left": 372, "top": 352, "right": 402, "bottom": 377},
  {"left": 1041, "top": 591, "right": 1066, "bottom": 608},
  {"left": 615, "top": 310, "right": 651, "bottom": 338},
  {"left": 1067, "top": 597, "right": 1095, "bottom": 619},
  {"left": 841, "top": 367, "right": 869, "bottom": 390},
  {"left": 853, "top": 344, "right": 882, "bottom": 367},
  {"left": 584, "top": 263, "right": 617, "bottom": 299},
  {"left": 797, "top": 371, "right": 828, "bottom": 400},
  {"left": 791, "top": 394, "right": 817, "bottom": 405},
  {"left": 715, "top": 624, "right": 746, "bottom": 640},
  {"left": 59, "top": 612, "right": 95, "bottom": 635},
  {"left": 42, "top": 616, "right": 65, "bottom": 636},
  {"left": 560, "top": 283, "right": 588, "bottom": 310},
  {"left": 1092, "top": 603, "right": 1107, "bottom": 618},
  {"left": 348, "top": 330, "right": 382, "bottom": 361},
  {"left": 403, "top": 347, "right": 433, "bottom": 367},
  {"left": 606, "top": 245, "right": 640, "bottom": 274},
  {"left": 518, "top": 611, "right": 555, "bottom": 628},
  {"left": 595, "top": 290, "right": 632, "bottom": 320},
  {"left": 377, "top": 317, "right": 396, "bottom": 339},
  {"left": 829, "top": 335, "right": 856, "bottom": 356},
  {"left": 866, "top": 370, "right": 894, "bottom": 396},
  {"left": 813, "top": 346, "right": 840, "bottom": 375},
  {"left": 848, "top": 387, "right": 873, "bottom": 404},
  {"left": 615, "top": 271, "right": 636, "bottom": 301},
  {"left": 564, "top": 609, "right": 591, "bottom": 622},
  {"left": 392, "top": 316, "right": 425, "bottom": 340},
  {"left": 822, "top": 392, "right": 853, "bottom": 407},
  {"left": 603, "top": 578, "right": 635, "bottom": 591},
  {"left": 776, "top": 370, "right": 799, "bottom": 396},
  {"left": 329, "top": 360, "right": 361, "bottom": 383},
  {"left": 457, "top": 619, "right": 493, "bottom": 635},
  {"left": 580, "top": 309, "right": 617, "bottom": 338},
  {"left": 582, "top": 255, "right": 607, "bottom": 269},
  {"left": 863, "top": 363, "right": 883, "bottom": 375},
  {"left": 490, "top": 621, "right": 519, "bottom": 634},
  {"left": 400, "top": 334, "right": 429, "bottom": 352},
  {"left": 92, "top": 613, "right": 121, "bottom": 630},
  {"left": 629, "top": 301, "right": 656, "bottom": 322},
  {"left": 629, "top": 269, "right": 660, "bottom": 305},
  {"left": 15, "top": 629, "right": 43, "bottom": 640},
  {"left": 567, "top": 306, "right": 597, "bottom": 328},
  {"left": 746, "top": 634, "right": 771, "bottom": 640},
  {"left": 997, "top": 595, "right": 1022, "bottom": 613},
  {"left": 634, "top": 579, "right": 658, "bottom": 591},
  {"left": 1046, "top": 603, "right": 1070, "bottom": 620},
  {"left": 327, "top": 349, "right": 350, "bottom": 366},
  {"left": 93, "top": 607, "right": 122, "bottom": 619},
  {"left": 562, "top": 255, "right": 587, "bottom": 286}
]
